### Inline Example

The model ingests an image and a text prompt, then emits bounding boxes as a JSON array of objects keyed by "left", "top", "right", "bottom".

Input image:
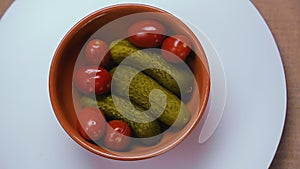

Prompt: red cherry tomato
[
  {"left": 104, "top": 120, "right": 132, "bottom": 151},
  {"left": 84, "top": 39, "right": 111, "bottom": 68},
  {"left": 161, "top": 35, "right": 192, "bottom": 63},
  {"left": 128, "top": 20, "right": 166, "bottom": 48},
  {"left": 73, "top": 66, "right": 112, "bottom": 95},
  {"left": 77, "top": 107, "right": 107, "bottom": 141}
]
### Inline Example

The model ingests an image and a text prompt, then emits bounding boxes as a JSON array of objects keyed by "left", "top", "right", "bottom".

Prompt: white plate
[{"left": 0, "top": 0, "right": 286, "bottom": 169}]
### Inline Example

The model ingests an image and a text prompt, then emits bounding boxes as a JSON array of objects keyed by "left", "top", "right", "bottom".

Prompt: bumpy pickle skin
[
  {"left": 109, "top": 39, "right": 194, "bottom": 98},
  {"left": 80, "top": 95, "right": 161, "bottom": 139},
  {"left": 110, "top": 66, "right": 190, "bottom": 129}
]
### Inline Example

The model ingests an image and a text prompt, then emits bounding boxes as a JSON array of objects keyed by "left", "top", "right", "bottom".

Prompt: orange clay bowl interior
[{"left": 49, "top": 3, "right": 210, "bottom": 161}]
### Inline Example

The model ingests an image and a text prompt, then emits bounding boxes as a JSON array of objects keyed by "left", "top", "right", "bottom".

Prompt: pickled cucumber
[
  {"left": 80, "top": 95, "right": 161, "bottom": 139},
  {"left": 109, "top": 39, "right": 194, "bottom": 98},
  {"left": 110, "top": 65, "right": 190, "bottom": 128}
]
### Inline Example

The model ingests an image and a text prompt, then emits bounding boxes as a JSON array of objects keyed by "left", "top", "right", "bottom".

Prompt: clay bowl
[{"left": 49, "top": 3, "right": 210, "bottom": 161}]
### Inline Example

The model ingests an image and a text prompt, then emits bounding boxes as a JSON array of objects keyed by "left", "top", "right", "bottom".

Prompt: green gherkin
[
  {"left": 110, "top": 65, "right": 190, "bottom": 128},
  {"left": 80, "top": 95, "right": 161, "bottom": 139},
  {"left": 109, "top": 39, "right": 194, "bottom": 97}
]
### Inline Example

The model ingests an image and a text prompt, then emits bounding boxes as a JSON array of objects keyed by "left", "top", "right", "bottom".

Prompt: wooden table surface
[{"left": 1, "top": 0, "right": 299, "bottom": 168}]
